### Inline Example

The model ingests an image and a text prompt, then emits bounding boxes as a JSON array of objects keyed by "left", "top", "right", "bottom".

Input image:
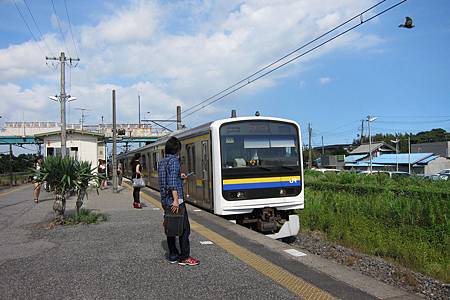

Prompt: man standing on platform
[{"left": 158, "top": 137, "right": 199, "bottom": 266}]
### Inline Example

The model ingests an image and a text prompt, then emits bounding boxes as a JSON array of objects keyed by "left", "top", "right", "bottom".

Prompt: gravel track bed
[{"left": 292, "top": 231, "right": 449, "bottom": 300}]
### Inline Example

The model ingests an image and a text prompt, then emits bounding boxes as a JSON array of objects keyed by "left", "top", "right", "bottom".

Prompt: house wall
[
  {"left": 423, "top": 157, "right": 450, "bottom": 175},
  {"left": 43, "top": 133, "right": 102, "bottom": 168}
]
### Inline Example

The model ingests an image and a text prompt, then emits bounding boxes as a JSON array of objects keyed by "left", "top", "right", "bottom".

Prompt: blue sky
[{"left": 0, "top": 0, "right": 449, "bottom": 152}]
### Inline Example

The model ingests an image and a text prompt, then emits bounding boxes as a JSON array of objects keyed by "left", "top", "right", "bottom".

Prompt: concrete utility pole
[
  {"left": 360, "top": 120, "right": 364, "bottom": 144},
  {"left": 76, "top": 108, "right": 90, "bottom": 131},
  {"left": 9, "top": 144, "right": 13, "bottom": 187},
  {"left": 408, "top": 135, "right": 411, "bottom": 174},
  {"left": 176, "top": 106, "right": 182, "bottom": 130},
  {"left": 46, "top": 52, "right": 79, "bottom": 157},
  {"left": 321, "top": 136, "right": 324, "bottom": 155},
  {"left": 112, "top": 90, "right": 118, "bottom": 193},
  {"left": 367, "top": 115, "right": 377, "bottom": 174},
  {"left": 308, "top": 123, "right": 312, "bottom": 169}
]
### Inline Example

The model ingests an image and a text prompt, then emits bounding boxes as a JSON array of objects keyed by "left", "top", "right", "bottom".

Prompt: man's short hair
[{"left": 165, "top": 137, "right": 181, "bottom": 155}]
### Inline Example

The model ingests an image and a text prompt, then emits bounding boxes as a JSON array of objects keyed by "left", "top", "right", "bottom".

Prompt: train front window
[{"left": 220, "top": 121, "right": 300, "bottom": 170}]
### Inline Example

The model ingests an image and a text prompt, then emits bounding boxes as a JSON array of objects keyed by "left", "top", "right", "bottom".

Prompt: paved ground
[{"left": 0, "top": 183, "right": 421, "bottom": 299}]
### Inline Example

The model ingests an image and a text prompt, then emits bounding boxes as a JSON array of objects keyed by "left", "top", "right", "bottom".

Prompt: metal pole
[
  {"left": 321, "top": 136, "right": 324, "bottom": 155},
  {"left": 408, "top": 136, "right": 411, "bottom": 174},
  {"left": 138, "top": 94, "right": 141, "bottom": 147},
  {"left": 396, "top": 141, "right": 399, "bottom": 172},
  {"left": 9, "top": 144, "right": 13, "bottom": 187},
  {"left": 367, "top": 116, "right": 372, "bottom": 173},
  {"left": 60, "top": 52, "right": 67, "bottom": 158},
  {"left": 112, "top": 90, "right": 118, "bottom": 193},
  {"left": 308, "top": 123, "right": 312, "bottom": 169},
  {"left": 176, "top": 105, "right": 182, "bottom": 130}
]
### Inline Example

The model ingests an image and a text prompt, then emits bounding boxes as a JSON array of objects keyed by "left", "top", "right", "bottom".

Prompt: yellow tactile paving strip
[{"left": 126, "top": 182, "right": 335, "bottom": 300}]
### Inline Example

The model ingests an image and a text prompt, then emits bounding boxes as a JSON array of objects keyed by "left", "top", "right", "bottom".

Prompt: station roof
[{"left": 34, "top": 129, "right": 105, "bottom": 139}]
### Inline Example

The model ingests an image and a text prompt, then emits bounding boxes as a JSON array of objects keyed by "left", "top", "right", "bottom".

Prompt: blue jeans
[{"left": 164, "top": 204, "right": 190, "bottom": 260}]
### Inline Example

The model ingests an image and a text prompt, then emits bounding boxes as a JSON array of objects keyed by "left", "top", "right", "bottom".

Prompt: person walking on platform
[
  {"left": 117, "top": 161, "right": 123, "bottom": 186},
  {"left": 131, "top": 153, "right": 143, "bottom": 209},
  {"left": 33, "top": 156, "right": 43, "bottom": 203},
  {"left": 158, "top": 137, "right": 199, "bottom": 266}
]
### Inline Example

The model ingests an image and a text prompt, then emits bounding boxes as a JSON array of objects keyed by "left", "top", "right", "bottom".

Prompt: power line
[
  {"left": 179, "top": 0, "right": 408, "bottom": 123},
  {"left": 13, "top": 0, "right": 45, "bottom": 54},
  {"left": 50, "top": 0, "right": 70, "bottom": 57},
  {"left": 63, "top": 0, "right": 80, "bottom": 58},
  {"left": 22, "top": 0, "right": 54, "bottom": 55},
  {"left": 166, "top": 0, "right": 392, "bottom": 123}
]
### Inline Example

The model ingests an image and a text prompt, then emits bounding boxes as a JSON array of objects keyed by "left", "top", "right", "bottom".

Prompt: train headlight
[
  {"left": 279, "top": 189, "right": 286, "bottom": 196},
  {"left": 236, "top": 191, "right": 246, "bottom": 199}
]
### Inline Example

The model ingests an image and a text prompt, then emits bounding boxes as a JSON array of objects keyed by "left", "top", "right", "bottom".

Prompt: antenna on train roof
[
  {"left": 231, "top": 109, "right": 237, "bottom": 118},
  {"left": 255, "top": 111, "right": 260, "bottom": 117}
]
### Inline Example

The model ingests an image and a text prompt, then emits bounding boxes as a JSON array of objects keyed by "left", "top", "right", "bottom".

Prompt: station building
[{"left": 35, "top": 129, "right": 106, "bottom": 168}]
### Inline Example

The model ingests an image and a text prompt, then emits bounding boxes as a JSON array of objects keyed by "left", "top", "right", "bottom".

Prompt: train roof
[{"left": 119, "top": 116, "right": 299, "bottom": 157}]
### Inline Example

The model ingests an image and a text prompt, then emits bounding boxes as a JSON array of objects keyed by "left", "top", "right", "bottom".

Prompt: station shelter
[{"left": 35, "top": 129, "right": 106, "bottom": 168}]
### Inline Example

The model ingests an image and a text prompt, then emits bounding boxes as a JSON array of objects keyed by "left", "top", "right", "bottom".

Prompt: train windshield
[{"left": 220, "top": 121, "right": 300, "bottom": 171}]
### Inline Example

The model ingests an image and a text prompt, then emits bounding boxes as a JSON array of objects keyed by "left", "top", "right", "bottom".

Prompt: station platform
[{"left": 0, "top": 183, "right": 420, "bottom": 299}]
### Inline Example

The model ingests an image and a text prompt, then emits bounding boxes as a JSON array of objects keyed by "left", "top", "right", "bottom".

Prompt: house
[
  {"left": 35, "top": 129, "right": 106, "bottom": 168},
  {"left": 345, "top": 153, "right": 450, "bottom": 175},
  {"left": 348, "top": 142, "right": 396, "bottom": 157},
  {"left": 412, "top": 141, "right": 450, "bottom": 158}
]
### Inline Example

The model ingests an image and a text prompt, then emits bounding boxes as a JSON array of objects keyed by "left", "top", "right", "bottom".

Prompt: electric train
[{"left": 119, "top": 116, "right": 304, "bottom": 239}]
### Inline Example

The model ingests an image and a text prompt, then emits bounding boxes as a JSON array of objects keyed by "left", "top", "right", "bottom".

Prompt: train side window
[
  {"left": 191, "top": 145, "right": 196, "bottom": 173},
  {"left": 142, "top": 154, "right": 147, "bottom": 169}
]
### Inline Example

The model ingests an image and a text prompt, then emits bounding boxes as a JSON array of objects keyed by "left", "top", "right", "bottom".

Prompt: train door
[
  {"left": 201, "top": 140, "right": 212, "bottom": 209},
  {"left": 186, "top": 144, "right": 197, "bottom": 204}
]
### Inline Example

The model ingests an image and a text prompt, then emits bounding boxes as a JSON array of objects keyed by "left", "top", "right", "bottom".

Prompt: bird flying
[{"left": 399, "top": 16, "right": 414, "bottom": 28}]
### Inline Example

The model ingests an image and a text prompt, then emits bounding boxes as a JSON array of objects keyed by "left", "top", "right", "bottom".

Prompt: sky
[{"left": 0, "top": 0, "right": 449, "bottom": 153}]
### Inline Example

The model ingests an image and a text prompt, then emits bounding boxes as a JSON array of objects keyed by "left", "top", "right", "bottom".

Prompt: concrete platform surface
[{"left": 0, "top": 183, "right": 421, "bottom": 300}]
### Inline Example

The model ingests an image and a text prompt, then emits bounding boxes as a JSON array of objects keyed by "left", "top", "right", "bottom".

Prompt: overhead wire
[
  {"left": 63, "top": 0, "right": 80, "bottom": 58},
  {"left": 165, "top": 0, "right": 392, "bottom": 123},
  {"left": 13, "top": 0, "right": 46, "bottom": 55},
  {"left": 22, "top": 0, "right": 54, "bottom": 55},
  {"left": 165, "top": 0, "right": 407, "bottom": 127},
  {"left": 50, "top": 0, "right": 70, "bottom": 57}
]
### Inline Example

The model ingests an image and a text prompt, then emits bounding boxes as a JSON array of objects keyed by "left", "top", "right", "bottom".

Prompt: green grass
[
  {"left": 64, "top": 209, "right": 108, "bottom": 225},
  {"left": 300, "top": 172, "right": 450, "bottom": 283}
]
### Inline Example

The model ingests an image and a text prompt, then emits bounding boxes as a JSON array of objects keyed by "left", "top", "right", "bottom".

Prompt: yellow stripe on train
[{"left": 223, "top": 176, "right": 301, "bottom": 185}]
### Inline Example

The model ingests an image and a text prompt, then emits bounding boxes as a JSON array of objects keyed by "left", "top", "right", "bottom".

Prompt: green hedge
[{"left": 300, "top": 172, "right": 450, "bottom": 282}]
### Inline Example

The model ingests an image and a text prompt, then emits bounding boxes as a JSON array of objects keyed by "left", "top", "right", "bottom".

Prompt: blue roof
[
  {"left": 345, "top": 154, "right": 367, "bottom": 163},
  {"left": 415, "top": 155, "right": 439, "bottom": 165},
  {"left": 371, "top": 153, "right": 433, "bottom": 165}
]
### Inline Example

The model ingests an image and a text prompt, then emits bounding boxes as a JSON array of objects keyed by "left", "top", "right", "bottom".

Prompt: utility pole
[
  {"left": 360, "top": 120, "right": 365, "bottom": 144},
  {"left": 321, "top": 136, "right": 324, "bottom": 155},
  {"left": 308, "top": 123, "right": 312, "bottom": 169},
  {"left": 46, "top": 52, "right": 79, "bottom": 157},
  {"left": 366, "top": 115, "right": 378, "bottom": 174},
  {"left": 391, "top": 138, "right": 400, "bottom": 172},
  {"left": 112, "top": 90, "right": 118, "bottom": 193},
  {"left": 138, "top": 93, "right": 141, "bottom": 147},
  {"left": 9, "top": 144, "right": 13, "bottom": 187},
  {"left": 408, "top": 135, "right": 411, "bottom": 174},
  {"left": 76, "top": 108, "right": 90, "bottom": 131},
  {"left": 176, "top": 106, "right": 182, "bottom": 130}
]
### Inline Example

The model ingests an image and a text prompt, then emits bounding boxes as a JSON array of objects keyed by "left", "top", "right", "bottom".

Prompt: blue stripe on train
[{"left": 223, "top": 181, "right": 301, "bottom": 191}]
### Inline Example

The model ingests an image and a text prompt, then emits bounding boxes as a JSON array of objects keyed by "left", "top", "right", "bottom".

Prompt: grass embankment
[{"left": 300, "top": 171, "right": 450, "bottom": 282}]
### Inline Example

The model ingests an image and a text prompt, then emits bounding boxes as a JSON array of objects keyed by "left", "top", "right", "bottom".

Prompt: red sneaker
[
  {"left": 178, "top": 256, "right": 200, "bottom": 266},
  {"left": 133, "top": 203, "right": 142, "bottom": 209}
]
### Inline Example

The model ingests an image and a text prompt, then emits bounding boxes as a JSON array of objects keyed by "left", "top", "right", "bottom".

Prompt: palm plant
[
  {"left": 74, "top": 161, "right": 101, "bottom": 215},
  {"left": 34, "top": 156, "right": 101, "bottom": 223}
]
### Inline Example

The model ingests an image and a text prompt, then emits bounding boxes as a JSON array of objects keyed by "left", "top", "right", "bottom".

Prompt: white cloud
[
  {"left": 319, "top": 77, "right": 332, "bottom": 85},
  {"left": 1, "top": 0, "right": 383, "bottom": 127}
]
